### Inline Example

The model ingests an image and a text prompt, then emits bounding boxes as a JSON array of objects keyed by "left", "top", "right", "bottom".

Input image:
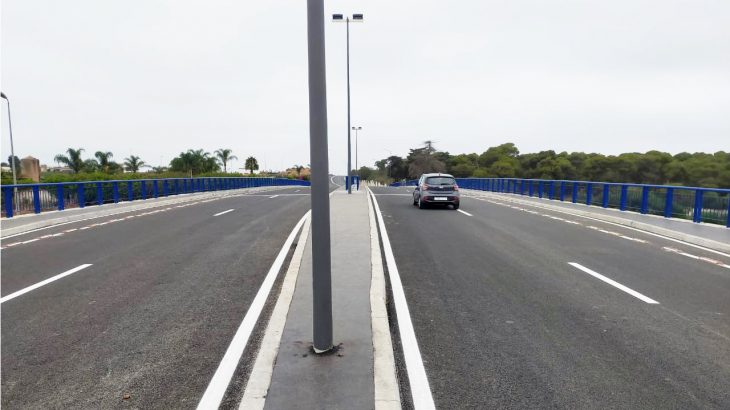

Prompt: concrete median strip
[
  {"left": 239, "top": 213, "right": 312, "bottom": 410},
  {"left": 367, "top": 188, "right": 402, "bottom": 409}
]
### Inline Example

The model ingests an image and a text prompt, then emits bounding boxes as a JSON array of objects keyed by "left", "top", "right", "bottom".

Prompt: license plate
[{"left": 434, "top": 197, "right": 447, "bottom": 201}]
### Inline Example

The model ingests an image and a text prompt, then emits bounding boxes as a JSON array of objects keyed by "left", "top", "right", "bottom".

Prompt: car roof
[{"left": 421, "top": 173, "right": 455, "bottom": 178}]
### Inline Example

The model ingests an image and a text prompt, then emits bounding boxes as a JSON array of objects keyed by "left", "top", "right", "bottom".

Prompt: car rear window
[{"left": 426, "top": 177, "right": 456, "bottom": 185}]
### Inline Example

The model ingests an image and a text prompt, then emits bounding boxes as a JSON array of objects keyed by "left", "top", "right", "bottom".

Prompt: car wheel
[
  {"left": 413, "top": 196, "right": 418, "bottom": 206},
  {"left": 453, "top": 203, "right": 460, "bottom": 210},
  {"left": 418, "top": 197, "right": 427, "bottom": 209}
]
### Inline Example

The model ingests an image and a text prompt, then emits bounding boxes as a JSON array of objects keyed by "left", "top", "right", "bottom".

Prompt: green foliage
[
  {"left": 170, "top": 149, "right": 220, "bottom": 175},
  {"left": 215, "top": 149, "right": 238, "bottom": 173},
  {"left": 245, "top": 156, "right": 259, "bottom": 174},
  {"left": 124, "top": 155, "right": 146, "bottom": 173},
  {"left": 54, "top": 148, "right": 85, "bottom": 173},
  {"left": 369, "top": 143, "right": 730, "bottom": 188}
]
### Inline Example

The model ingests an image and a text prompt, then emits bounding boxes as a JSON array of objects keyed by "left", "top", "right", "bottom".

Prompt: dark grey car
[{"left": 412, "top": 173, "right": 460, "bottom": 209}]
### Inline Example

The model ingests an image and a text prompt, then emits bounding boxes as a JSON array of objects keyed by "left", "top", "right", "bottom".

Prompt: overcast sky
[{"left": 2, "top": 0, "right": 729, "bottom": 173}]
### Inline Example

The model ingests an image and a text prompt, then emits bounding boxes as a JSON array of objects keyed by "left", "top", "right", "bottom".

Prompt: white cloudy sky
[{"left": 2, "top": 0, "right": 729, "bottom": 174}]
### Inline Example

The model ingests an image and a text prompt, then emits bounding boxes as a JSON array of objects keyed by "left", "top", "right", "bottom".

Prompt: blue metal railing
[
  {"left": 390, "top": 178, "right": 730, "bottom": 227},
  {"left": 344, "top": 175, "right": 361, "bottom": 190},
  {"left": 1, "top": 177, "right": 309, "bottom": 218}
]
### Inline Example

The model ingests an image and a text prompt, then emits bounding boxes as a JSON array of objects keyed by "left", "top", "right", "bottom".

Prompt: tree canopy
[{"left": 362, "top": 142, "right": 730, "bottom": 188}]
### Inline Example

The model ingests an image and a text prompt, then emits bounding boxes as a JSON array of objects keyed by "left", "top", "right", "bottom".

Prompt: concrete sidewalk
[{"left": 241, "top": 188, "right": 400, "bottom": 409}]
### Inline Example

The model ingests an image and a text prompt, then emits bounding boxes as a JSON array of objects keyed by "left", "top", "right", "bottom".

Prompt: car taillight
[
  {"left": 422, "top": 184, "right": 430, "bottom": 191},
  {"left": 453, "top": 185, "right": 459, "bottom": 191}
]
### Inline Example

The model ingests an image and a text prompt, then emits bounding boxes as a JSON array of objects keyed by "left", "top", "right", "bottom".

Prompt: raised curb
[
  {"left": 465, "top": 190, "right": 730, "bottom": 254},
  {"left": 0, "top": 186, "right": 290, "bottom": 238}
]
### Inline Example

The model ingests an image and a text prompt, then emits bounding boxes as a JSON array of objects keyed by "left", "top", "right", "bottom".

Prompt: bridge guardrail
[
  {"left": 390, "top": 178, "right": 730, "bottom": 227},
  {"left": 1, "top": 177, "right": 309, "bottom": 218}
]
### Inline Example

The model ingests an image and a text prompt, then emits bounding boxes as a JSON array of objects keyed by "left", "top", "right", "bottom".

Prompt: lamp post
[
  {"left": 351, "top": 126, "right": 362, "bottom": 173},
  {"left": 1, "top": 92, "right": 18, "bottom": 188},
  {"left": 332, "top": 13, "right": 363, "bottom": 193},
  {"left": 309, "top": 0, "right": 334, "bottom": 353}
]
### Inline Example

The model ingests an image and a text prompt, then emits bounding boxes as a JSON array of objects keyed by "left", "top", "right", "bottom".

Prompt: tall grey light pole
[
  {"left": 1, "top": 92, "right": 18, "bottom": 188},
  {"left": 333, "top": 13, "right": 363, "bottom": 193},
  {"left": 308, "top": 0, "right": 333, "bottom": 353},
  {"left": 351, "top": 126, "right": 361, "bottom": 173}
]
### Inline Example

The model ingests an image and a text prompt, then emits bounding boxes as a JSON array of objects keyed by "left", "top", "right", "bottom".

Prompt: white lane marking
[
  {"left": 213, "top": 209, "right": 235, "bottom": 217},
  {"left": 64, "top": 228, "right": 78, "bottom": 233},
  {"left": 239, "top": 214, "right": 311, "bottom": 409},
  {"left": 662, "top": 247, "right": 730, "bottom": 269},
  {"left": 457, "top": 209, "right": 473, "bottom": 217},
  {"left": 21, "top": 238, "right": 39, "bottom": 244},
  {"left": 294, "top": 189, "right": 301, "bottom": 192},
  {"left": 483, "top": 194, "right": 730, "bottom": 259},
  {"left": 568, "top": 262, "right": 659, "bottom": 304},
  {"left": 197, "top": 212, "right": 310, "bottom": 410},
  {"left": 268, "top": 195, "right": 279, "bottom": 199},
  {"left": 1, "top": 264, "right": 93, "bottom": 303},
  {"left": 368, "top": 188, "right": 436, "bottom": 410}
]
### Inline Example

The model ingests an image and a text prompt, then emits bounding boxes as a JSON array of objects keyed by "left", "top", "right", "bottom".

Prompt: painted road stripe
[
  {"left": 568, "top": 262, "right": 659, "bottom": 304},
  {"left": 197, "top": 212, "right": 309, "bottom": 409},
  {"left": 213, "top": 209, "right": 235, "bottom": 217},
  {"left": 368, "top": 188, "right": 436, "bottom": 410},
  {"left": 1, "top": 264, "right": 93, "bottom": 304},
  {"left": 269, "top": 195, "right": 279, "bottom": 199},
  {"left": 457, "top": 209, "right": 473, "bottom": 217}
]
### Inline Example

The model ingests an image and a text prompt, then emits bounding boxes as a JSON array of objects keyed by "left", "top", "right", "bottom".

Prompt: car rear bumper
[{"left": 421, "top": 195, "right": 460, "bottom": 204}]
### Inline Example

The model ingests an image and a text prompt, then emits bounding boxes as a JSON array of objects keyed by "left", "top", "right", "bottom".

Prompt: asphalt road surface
[
  {"left": 1, "top": 186, "right": 313, "bottom": 408},
  {"left": 370, "top": 186, "right": 730, "bottom": 409}
]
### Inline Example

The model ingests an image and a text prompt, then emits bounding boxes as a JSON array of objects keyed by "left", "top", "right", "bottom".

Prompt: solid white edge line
[
  {"left": 367, "top": 187, "right": 436, "bottom": 410},
  {"left": 1, "top": 264, "right": 93, "bottom": 303},
  {"left": 367, "top": 185, "right": 402, "bottom": 408},
  {"left": 568, "top": 262, "right": 659, "bottom": 304},
  {"left": 457, "top": 209, "right": 473, "bottom": 217},
  {"left": 475, "top": 192, "right": 730, "bottom": 259},
  {"left": 197, "top": 212, "right": 309, "bottom": 410},
  {"left": 213, "top": 209, "right": 235, "bottom": 217},
  {"left": 239, "top": 212, "right": 311, "bottom": 410}
]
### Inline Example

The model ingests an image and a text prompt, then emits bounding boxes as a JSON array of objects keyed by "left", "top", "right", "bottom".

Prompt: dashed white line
[
  {"left": 1, "top": 264, "right": 93, "bottom": 303},
  {"left": 457, "top": 209, "right": 473, "bottom": 217},
  {"left": 268, "top": 195, "right": 279, "bottom": 199},
  {"left": 213, "top": 209, "right": 235, "bottom": 217},
  {"left": 662, "top": 247, "right": 730, "bottom": 269},
  {"left": 568, "top": 262, "right": 659, "bottom": 304}
]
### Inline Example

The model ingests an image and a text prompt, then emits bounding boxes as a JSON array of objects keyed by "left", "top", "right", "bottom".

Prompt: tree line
[{"left": 358, "top": 142, "right": 730, "bottom": 188}]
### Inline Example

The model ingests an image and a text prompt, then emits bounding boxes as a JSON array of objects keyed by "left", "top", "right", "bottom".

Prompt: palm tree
[
  {"left": 169, "top": 149, "right": 220, "bottom": 175},
  {"left": 293, "top": 164, "right": 305, "bottom": 177},
  {"left": 54, "top": 148, "right": 85, "bottom": 173},
  {"left": 215, "top": 149, "right": 238, "bottom": 173},
  {"left": 124, "top": 155, "right": 146, "bottom": 173},
  {"left": 95, "top": 151, "right": 114, "bottom": 172},
  {"left": 245, "top": 156, "right": 259, "bottom": 175}
]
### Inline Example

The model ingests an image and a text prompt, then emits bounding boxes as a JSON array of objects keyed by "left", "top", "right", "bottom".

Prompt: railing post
[
  {"left": 726, "top": 194, "right": 730, "bottom": 228},
  {"left": 57, "top": 185, "right": 65, "bottom": 210},
  {"left": 571, "top": 183, "right": 578, "bottom": 203},
  {"left": 602, "top": 184, "right": 609, "bottom": 208},
  {"left": 128, "top": 181, "right": 134, "bottom": 201},
  {"left": 692, "top": 190, "right": 704, "bottom": 223},
  {"left": 174, "top": 179, "right": 180, "bottom": 194},
  {"left": 153, "top": 180, "right": 159, "bottom": 198},
  {"left": 664, "top": 187, "right": 674, "bottom": 218},
  {"left": 640, "top": 186, "right": 650, "bottom": 214},
  {"left": 559, "top": 182, "right": 566, "bottom": 201},
  {"left": 620, "top": 185, "right": 628, "bottom": 211},
  {"left": 31, "top": 185, "right": 41, "bottom": 214},
  {"left": 95, "top": 183, "right": 103, "bottom": 206},
  {"left": 521, "top": 180, "right": 526, "bottom": 195},
  {"left": 586, "top": 183, "right": 593, "bottom": 206},
  {"left": 141, "top": 181, "right": 147, "bottom": 200},
  {"left": 529, "top": 181, "right": 534, "bottom": 197},
  {"left": 78, "top": 183, "right": 86, "bottom": 207},
  {"left": 164, "top": 180, "right": 170, "bottom": 196},
  {"left": 538, "top": 181, "right": 543, "bottom": 198},
  {"left": 4, "top": 186, "right": 14, "bottom": 217},
  {"left": 113, "top": 182, "right": 120, "bottom": 203}
]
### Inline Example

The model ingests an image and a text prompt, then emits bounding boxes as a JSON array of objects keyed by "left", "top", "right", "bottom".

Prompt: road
[
  {"left": 1, "top": 186, "right": 313, "bottom": 408},
  {"left": 370, "top": 186, "right": 730, "bottom": 409}
]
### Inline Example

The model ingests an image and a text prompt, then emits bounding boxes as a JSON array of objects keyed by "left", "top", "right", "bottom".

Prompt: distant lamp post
[
  {"left": 0, "top": 92, "right": 18, "bottom": 188},
  {"left": 332, "top": 13, "right": 363, "bottom": 193},
  {"left": 351, "top": 126, "right": 362, "bottom": 173}
]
